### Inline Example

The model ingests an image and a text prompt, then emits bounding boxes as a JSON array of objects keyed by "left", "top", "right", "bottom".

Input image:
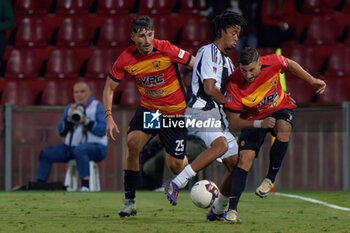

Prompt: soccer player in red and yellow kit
[
  {"left": 102, "top": 16, "right": 195, "bottom": 218},
  {"left": 223, "top": 47, "right": 326, "bottom": 222}
]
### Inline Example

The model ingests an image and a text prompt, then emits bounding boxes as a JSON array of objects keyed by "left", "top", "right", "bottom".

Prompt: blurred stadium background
[{"left": 0, "top": 0, "right": 350, "bottom": 192}]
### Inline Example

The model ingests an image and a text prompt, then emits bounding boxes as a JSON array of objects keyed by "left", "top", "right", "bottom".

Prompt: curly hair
[{"left": 212, "top": 10, "right": 247, "bottom": 40}]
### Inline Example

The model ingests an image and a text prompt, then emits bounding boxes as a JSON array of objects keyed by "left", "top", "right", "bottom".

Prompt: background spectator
[
  {"left": 35, "top": 81, "right": 107, "bottom": 191},
  {"left": 258, "top": 0, "right": 296, "bottom": 48}
]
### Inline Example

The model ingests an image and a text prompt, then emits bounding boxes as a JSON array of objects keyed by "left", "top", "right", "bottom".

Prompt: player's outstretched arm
[
  {"left": 103, "top": 77, "right": 120, "bottom": 141},
  {"left": 226, "top": 111, "right": 276, "bottom": 129},
  {"left": 286, "top": 58, "right": 327, "bottom": 94}
]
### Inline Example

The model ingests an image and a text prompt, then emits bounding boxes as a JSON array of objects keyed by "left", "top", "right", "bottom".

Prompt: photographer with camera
[{"left": 35, "top": 81, "right": 107, "bottom": 191}]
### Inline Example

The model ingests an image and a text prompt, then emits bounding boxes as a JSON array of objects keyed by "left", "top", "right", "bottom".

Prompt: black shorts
[
  {"left": 238, "top": 109, "right": 294, "bottom": 156},
  {"left": 128, "top": 106, "right": 187, "bottom": 159}
]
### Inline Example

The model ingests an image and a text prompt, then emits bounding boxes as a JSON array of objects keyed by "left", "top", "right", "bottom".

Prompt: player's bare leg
[
  {"left": 166, "top": 153, "right": 188, "bottom": 175},
  {"left": 190, "top": 137, "right": 228, "bottom": 172}
]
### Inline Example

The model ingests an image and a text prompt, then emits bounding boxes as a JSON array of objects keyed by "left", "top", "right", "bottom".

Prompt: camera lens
[
  {"left": 71, "top": 104, "right": 85, "bottom": 124},
  {"left": 72, "top": 112, "right": 81, "bottom": 122}
]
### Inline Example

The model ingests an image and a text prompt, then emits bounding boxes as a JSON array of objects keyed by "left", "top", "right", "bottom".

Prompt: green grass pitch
[{"left": 0, "top": 190, "right": 349, "bottom": 233}]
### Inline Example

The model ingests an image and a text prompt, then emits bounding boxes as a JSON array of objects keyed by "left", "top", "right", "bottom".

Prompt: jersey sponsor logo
[
  {"left": 144, "top": 88, "right": 165, "bottom": 97},
  {"left": 138, "top": 79, "right": 181, "bottom": 98},
  {"left": 257, "top": 88, "right": 279, "bottom": 111},
  {"left": 136, "top": 74, "right": 164, "bottom": 87}
]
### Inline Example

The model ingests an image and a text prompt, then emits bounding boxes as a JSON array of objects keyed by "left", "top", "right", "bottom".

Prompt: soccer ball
[{"left": 190, "top": 180, "right": 219, "bottom": 208}]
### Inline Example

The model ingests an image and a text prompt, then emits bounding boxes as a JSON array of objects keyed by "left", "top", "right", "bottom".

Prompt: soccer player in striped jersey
[
  {"left": 224, "top": 47, "right": 326, "bottom": 223},
  {"left": 164, "top": 11, "right": 247, "bottom": 220},
  {"left": 103, "top": 16, "right": 195, "bottom": 218}
]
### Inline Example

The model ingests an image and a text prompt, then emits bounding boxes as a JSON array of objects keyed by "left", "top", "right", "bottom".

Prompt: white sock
[
  {"left": 212, "top": 193, "right": 229, "bottom": 215},
  {"left": 172, "top": 165, "right": 196, "bottom": 187}
]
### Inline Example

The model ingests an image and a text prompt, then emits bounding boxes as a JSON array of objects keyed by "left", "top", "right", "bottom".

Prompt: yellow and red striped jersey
[
  {"left": 109, "top": 39, "right": 192, "bottom": 115},
  {"left": 225, "top": 54, "right": 297, "bottom": 120}
]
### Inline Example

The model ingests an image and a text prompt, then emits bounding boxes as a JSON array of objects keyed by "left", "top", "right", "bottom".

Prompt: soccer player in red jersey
[
  {"left": 223, "top": 47, "right": 326, "bottom": 222},
  {"left": 102, "top": 16, "right": 195, "bottom": 218}
]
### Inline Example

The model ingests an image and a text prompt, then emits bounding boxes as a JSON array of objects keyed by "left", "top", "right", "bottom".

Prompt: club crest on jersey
[
  {"left": 271, "top": 77, "right": 278, "bottom": 86},
  {"left": 152, "top": 60, "right": 160, "bottom": 69}
]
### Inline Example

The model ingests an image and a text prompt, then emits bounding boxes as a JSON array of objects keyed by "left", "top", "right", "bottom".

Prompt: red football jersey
[
  {"left": 109, "top": 39, "right": 192, "bottom": 115},
  {"left": 225, "top": 54, "right": 297, "bottom": 120}
]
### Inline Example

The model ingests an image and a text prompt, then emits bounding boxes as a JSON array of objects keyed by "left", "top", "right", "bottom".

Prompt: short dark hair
[
  {"left": 212, "top": 10, "right": 247, "bottom": 40},
  {"left": 239, "top": 47, "right": 259, "bottom": 65},
  {"left": 131, "top": 16, "right": 154, "bottom": 34}
]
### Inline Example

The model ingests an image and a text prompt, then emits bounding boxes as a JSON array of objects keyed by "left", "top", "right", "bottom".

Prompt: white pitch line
[{"left": 274, "top": 192, "right": 350, "bottom": 212}]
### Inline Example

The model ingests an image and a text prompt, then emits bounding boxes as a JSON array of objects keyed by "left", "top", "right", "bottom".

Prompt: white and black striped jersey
[{"left": 188, "top": 43, "right": 235, "bottom": 110}]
